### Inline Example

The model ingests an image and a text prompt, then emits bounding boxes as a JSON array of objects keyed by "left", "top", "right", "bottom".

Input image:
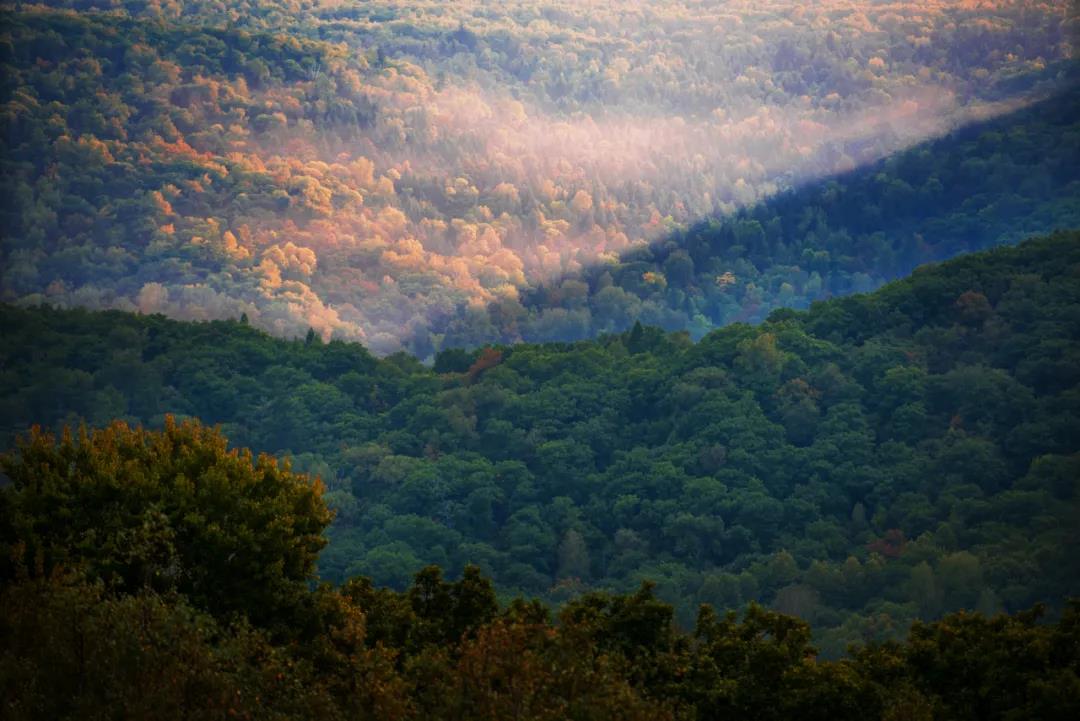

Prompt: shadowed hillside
[
  {"left": 4, "top": 419, "right": 1079, "bottom": 720},
  {"left": 433, "top": 84, "right": 1080, "bottom": 351},
  {"left": 3, "top": 231, "right": 1078, "bottom": 654}
]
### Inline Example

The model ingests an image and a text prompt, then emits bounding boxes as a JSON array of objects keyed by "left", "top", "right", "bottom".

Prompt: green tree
[{"left": 0, "top": 417, "right": 331, "bottom": 632}]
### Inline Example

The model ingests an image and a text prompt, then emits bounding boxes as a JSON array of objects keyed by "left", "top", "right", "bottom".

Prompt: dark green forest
[
  {"left": 3, "top": 3, "right": 1079, "bottom": 717},
  {"left": 2, "top": 418, "right": 1079, "bottom": 720},
  {"left": 3, "top": 231, "right": 1079, "bottom": 655}
]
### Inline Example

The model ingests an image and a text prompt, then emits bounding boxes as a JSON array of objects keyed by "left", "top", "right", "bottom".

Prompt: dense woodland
[
  {"left": 3, "top": 232, "right": 1078, "bottom": 656},
  {"left": 2, "top": 2, "right": 1080, "bottom": 713},
  {"left": 2, "top": 2, "right": 1076, "bottom": 354},
  {"left": 478, "top": 90, "right": 1080, "bottom": 347},
  {"left": 2, "top": 418, "right": 1079, "bottom": 720}
]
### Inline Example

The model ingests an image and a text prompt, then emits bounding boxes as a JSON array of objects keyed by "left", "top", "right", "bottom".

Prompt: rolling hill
[{"left": 3, "top": 230, "right": 1078, "bottom": 654}]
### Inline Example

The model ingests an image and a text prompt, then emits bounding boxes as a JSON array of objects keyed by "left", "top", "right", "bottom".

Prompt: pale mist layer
[{"left": 14, "top": 0, "right": 1072, "bottom": 354}]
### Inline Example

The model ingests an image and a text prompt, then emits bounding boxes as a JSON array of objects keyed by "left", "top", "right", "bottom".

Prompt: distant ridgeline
[
  {"left": 3, "top": 231, "right": 1079, "bottom": 655},
  {"left": 0, "top": 5, "right": 1077, "bottom": 355}
]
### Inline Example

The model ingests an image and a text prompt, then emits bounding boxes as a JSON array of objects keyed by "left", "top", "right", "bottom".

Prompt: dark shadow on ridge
[{"left": 420, "top": 77, "right": 1080, "bottom": 360}]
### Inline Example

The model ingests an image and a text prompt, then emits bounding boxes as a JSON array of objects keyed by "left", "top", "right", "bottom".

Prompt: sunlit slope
[
  {"left": 1, "top": 2, "right": 1073, "bottom": 354},
  {"left": 3, "top": 230, "right": 1079, "bottom": 654}
]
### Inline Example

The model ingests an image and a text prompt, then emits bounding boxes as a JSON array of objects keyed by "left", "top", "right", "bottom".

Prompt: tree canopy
[
  {"left": 1, "top": 3, "right": 1075, "bottom": 354},
  {"left": 3, "top": 230, "right": 1079, "bottom": 655},
  {"left": 1, "top": 416, "right": 1078, "bottom": 720}
]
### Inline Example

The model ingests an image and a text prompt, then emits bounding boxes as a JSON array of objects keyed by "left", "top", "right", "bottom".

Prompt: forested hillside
[
  {"left": 2, "top": 2, "right": 1075, "bottom": 354},
  {"left": 3, "top": 2, "right": 1079, "bottom": 715},
  {"left": 462, "top": 89, "right": 1080, "bottom": 347},
  {"left": 3, "top": 231, "right": 1078, "bottom": 654},
  {"left": 4, "top": 418, "right": 1078, "bottom": 720}
]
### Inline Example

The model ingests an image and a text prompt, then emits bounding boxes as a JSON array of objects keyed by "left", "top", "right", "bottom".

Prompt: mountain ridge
[{"left": 3, "top": 229, "right": 1079, "bottom": 654}]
